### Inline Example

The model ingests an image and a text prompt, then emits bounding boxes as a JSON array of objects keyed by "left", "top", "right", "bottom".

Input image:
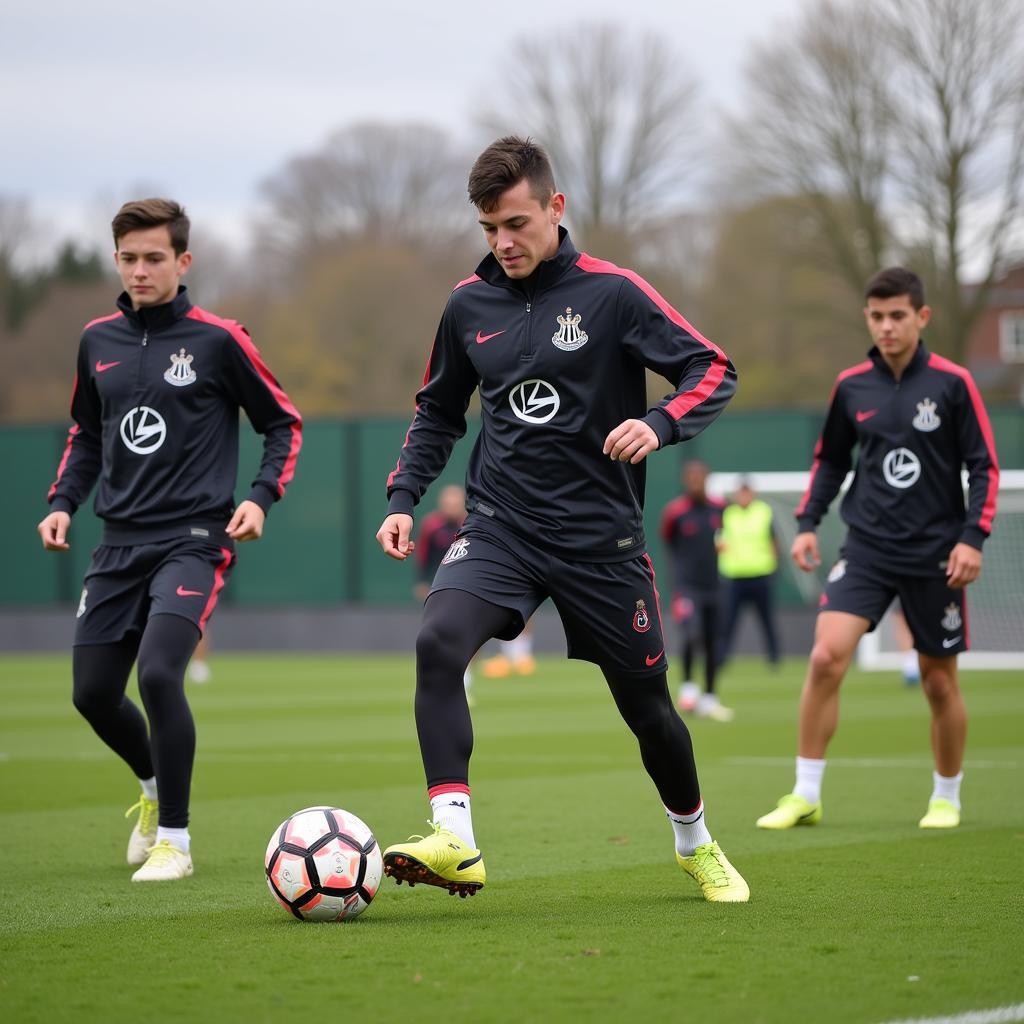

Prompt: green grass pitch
[{"left": 1, "top": 653, "right": 1021, "bottom": 1023}]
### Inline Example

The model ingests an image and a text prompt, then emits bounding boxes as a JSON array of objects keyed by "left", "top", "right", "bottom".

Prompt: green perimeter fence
[{"left": 6, "top": 409, "right": 1022, "bottom": 608}]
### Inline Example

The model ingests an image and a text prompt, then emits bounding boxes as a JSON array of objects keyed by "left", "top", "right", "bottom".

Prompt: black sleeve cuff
[
  {"left": 387, "top": 489, "right": 416, "bottom": 516},
  {"left": 959, "top": 526, "right": 987, "bottom": 551},
  {"left": 246, "top": 484, "right": 278, "bottom": 515},
  {"left": 642, "top": 409, "right": 675, "bottom": 449},
  {"left": 48, "top": 496, "right": 75, "bottom": 516},
  {"left": 795, "top": 516, "right": 818, "bottom": 534}
]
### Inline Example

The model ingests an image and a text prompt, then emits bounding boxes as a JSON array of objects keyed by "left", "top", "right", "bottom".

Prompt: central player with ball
[{"left": 376, "top": 136, "right": 748, "bottom": 902}]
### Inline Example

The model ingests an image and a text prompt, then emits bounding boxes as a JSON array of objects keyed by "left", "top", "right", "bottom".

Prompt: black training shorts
[
  {"left": 819, "top": 550, "right": 968, "bottom": 657},
  {"left": 74, "top": 538, "right": 236, "bottom": 646},
  {"left": 429, "top": 520, "right": 668, "bottom": 676}
]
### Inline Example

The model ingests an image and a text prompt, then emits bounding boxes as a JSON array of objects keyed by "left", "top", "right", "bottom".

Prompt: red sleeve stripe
[
  {"left": 48, "top": 423, "right": 80, "bottom": 500},
  {"left": 83, "top": 311, "right": 124, "bottom": 331},
  {"left": 387, "top": 339, "right": 436, "bottom": 490},
  {"left": 575, "top": 254, "right": 729, "bottom": 421},
  {"left": 642, "top": 554, "right": 666, "bottom": 634},
  {"left": 187, "top": 307, "right": 302, "bottom": 498},
  {"left": 199, "top": 547, "right": 234, "bottom": 632},
  {"left": 927, "top": 353, "right": 1000, "bottom": 532},
  {"left": 794, "top": 361, "right": 873, "bottom": 517},
  {"left": 454, "top": 273, "right": 482, "bottom": 290}
]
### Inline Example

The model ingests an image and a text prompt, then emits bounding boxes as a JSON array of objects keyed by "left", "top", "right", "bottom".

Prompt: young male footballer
[
  {"left": 38, "top": 199, "right": 302, "bottom": 881},
  {"left": 376, "top": 136, "right": 748, "bottom": 903}
]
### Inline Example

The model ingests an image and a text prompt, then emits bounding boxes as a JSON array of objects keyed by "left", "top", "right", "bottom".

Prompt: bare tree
[
  {"left": 258, "top": 121, "right": 474, "bottom": 265},
  {"left": 481, "top": 23, "right": 701, "bottom": 251},
  {"left": 727, "top": 0, "right": 1024, "bottom": 363}
]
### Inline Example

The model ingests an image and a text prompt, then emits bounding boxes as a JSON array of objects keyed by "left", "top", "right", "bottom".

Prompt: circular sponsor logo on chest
[
  {"left": 120, "top": 405, "right": 167, "bottom": 454},
  {"left": 509, "top": 379, "right": 560, "bottom": 424},
  {"left": 882, "top": 447, "right": 920, "bottom": 489}
]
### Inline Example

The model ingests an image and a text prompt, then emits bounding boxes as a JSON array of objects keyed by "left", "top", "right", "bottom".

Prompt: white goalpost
[{"left": 706, "top": 469, "right": 1024, "bottom": 671}]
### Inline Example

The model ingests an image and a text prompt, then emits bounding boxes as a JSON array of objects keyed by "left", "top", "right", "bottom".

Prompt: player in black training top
[
  {"left": 756, "top": 267, "right": 998, "bottom": 832},
  {"left": 375, "top": 136, "right": 748, "bottom": 902},
  {"left": 660, "top": 460, "right": 731, "bottom": 721},
  {"left": 38, "top": 199, "right": 302, "bottom": 881}
]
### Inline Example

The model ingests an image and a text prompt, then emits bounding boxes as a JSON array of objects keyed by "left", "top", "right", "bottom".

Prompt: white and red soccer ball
[{"left": 265, "top": 806, "right": 382, "bottom": 922}]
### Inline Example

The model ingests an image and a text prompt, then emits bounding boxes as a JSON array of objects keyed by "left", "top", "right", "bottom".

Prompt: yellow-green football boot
[
  {"left": 919, "top": 798, "right": 960, "bottom": 829},
  {"left": 756, "top": 793, "right": 823, "bottom": 829},
  {"left": 125, "top": 795, "right": 159, "bottom": 865},
  {"left": 677, "top": 842, "right": 750, "bottom": 902},
  {"left": 383, "top": 822, "right": 485, "bottom": 897}
]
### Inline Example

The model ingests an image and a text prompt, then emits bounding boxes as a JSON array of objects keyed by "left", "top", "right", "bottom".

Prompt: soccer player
[
  {"left": 756, "top": 267, "right": 998, "bottom": 831},
  {"left": 38, "top": 199, "right": 302, "bottom": 880},
  {"left": 660, "top": 460, "right": 732, "bottom": 720},
  {"left": 376, "top": 136, "right": 748, "bottom": 902},
  {"left": 718, "top": 478, "right": 781, "bottom": 668}
]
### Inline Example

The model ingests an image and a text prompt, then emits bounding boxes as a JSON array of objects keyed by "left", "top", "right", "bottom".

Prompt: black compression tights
[
  {"left": 602, "top": 668, "right": 702, "bottom": 814},
  {"left": 415, "top": 590, "right": 518, "bottom": 788},
  {"left": 72, "top": 614, "right": 200, "bottom": 828}
]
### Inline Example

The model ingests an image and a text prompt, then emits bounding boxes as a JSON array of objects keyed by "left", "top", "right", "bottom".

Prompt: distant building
[{"left": 966, "top": 262, "right": 1024, "bottom": 404}]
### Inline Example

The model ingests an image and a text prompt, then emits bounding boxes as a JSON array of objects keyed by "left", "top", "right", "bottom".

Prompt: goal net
[{"left": 705, "top": 469, "right": 1024, "bottom": 670}]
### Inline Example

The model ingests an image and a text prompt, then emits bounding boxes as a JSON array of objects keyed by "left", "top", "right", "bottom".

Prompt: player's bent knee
[
  {"left": 415, "top": 620, "right": 470, "bottom": 676},
  {"left": 808, "top": 642, "right": 848, "bottom": 681}
]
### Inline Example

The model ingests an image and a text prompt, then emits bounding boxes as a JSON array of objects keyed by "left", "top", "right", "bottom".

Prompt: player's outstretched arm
[
  {"left": 791, "top": 531, "right": 820, "bottom": 573},
  {"left": 377, "top": 513, "right": 416, "bottom": 561},
  {"left": 603, "top": 419, "right": 659, "bottom": 465},
  {"left": 946, "top": 542, "right": 982, "bottom": 589},
  {"left": 226, "top": 500, "right": 266, "bottom": 542},
  {"left": 37, "top": 511, "right": 71, "bottom": 551}
]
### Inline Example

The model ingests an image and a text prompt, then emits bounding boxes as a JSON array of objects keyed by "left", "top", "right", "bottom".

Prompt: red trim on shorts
[
  {"left": 642, "top": 554, "right": 665, "bottom": 634},
  {"left": 199, "top": 547, "right": 233, "bottom": 632},
  {"left": 427, "top": 783, "right": 471, "bottom": 800}
]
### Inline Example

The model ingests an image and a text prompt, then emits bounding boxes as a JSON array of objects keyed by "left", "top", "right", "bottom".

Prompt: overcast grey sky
[{"left": 1, "top": 0, "right": 803, "bottom": 251}]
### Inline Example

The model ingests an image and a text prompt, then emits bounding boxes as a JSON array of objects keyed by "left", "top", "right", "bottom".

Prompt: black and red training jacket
[
  {"left": 47, "top": 287, "right": 302, "bottom": 545},
  {"left": 795, "top": 342, "right": 999, "bottom": 575},
  {"left": 386, "top": 229, "right": 737, "bottom": 561}
]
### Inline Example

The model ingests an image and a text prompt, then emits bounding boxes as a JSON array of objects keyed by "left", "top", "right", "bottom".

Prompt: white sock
[
  {"left": 794, "top": 757, "right": 826, "bottom": 805},
  {"left": 138, "top": 776, "right": 158, "bottom": 801},
  {"left": 499, "top": 640, "right": 514, "bottom": 658},
  {"left": 665, "top": 800, "right": 713, "bottom": 857},
  {"left": 930, "top": 771, "right": 963, "bottom": 809},
  {"left": 156, "top": 826, "right": 190, "bottom": 853},
  {"left": 429, "top": 786, "right": 476, "bottom": 849}
]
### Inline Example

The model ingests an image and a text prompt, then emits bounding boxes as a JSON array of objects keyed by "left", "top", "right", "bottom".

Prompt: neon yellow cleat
[
  {"left": 131, "top": 840, "right": 193, "bottom": 882},
  {"left": 756, "top": 793, "right": 823, "bottom": 829},
  {"left": 383, "top": 823, "right": 485, "bottom": 897},
  {"left": 919, "top": 798, "right": 960, "bottom": 829},
  {"left": 125, "top": 795, "right": 159, "bottom": 866},
  {"left": 677, "top": 842, "right": 750, "bottom": 902}
]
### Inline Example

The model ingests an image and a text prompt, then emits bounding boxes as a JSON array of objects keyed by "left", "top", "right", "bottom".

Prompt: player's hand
[
  {"left": 37, "top": 511, "right": 71, "bottom": 551},
  {"left": 377, "top": 513, "right": 415, "bottom": 560},
  {"left": 791, "top": 531, "right": 820, "bottom": 573},
  {"left": 603, "top": 419, "right": 659, "bottom": 464},
  {"left": 226, "top": 500, "right": 265, "bottom": 542},
  {"left": 946, "top": 542, "right": 982, "bottom": 589}
]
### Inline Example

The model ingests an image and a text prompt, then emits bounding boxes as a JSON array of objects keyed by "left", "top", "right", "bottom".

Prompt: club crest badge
[
  {"left": 441, "top": 538, "right": 470, "bottom": 565},
  {"left": 827, "top": 559, "right": 847, "bottom": 583},
  {"left": 941, "top": 603, "right": 962, "bottom": 632},
  {"left": 551, "top": 307, "right": 589, "bottom": 351},
  {"left": 912, "top": 398, "right": 940, "bottom": 432},
  {"left": 164, "top": 348, "right": 197, "bottom": 387},
  {"left": 633, "top": 599, "right": 651, "bottom": 633}
]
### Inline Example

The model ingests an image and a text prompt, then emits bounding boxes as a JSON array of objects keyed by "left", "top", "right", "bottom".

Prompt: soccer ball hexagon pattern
[{"left": 264, "top": 806, "right": 382, "bottom": 921}]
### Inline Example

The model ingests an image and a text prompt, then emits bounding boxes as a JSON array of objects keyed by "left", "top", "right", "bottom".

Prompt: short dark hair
[
  {"left": 468, "top": 136, "right": 556, "bottom": 212},
  {"left": 864, "top": 266, "right": 925, "bottom": 310},
  {"left": 111, "top": 199, "right": 190, "bottom": 255}
]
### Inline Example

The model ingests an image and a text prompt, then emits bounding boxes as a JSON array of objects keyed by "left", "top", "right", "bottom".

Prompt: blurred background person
[
  {"left": 660, "top": 460, "right": 732, "bottom": 721},
  {"left": 719, "top": 477, "right": 781, "bottom": 668}
]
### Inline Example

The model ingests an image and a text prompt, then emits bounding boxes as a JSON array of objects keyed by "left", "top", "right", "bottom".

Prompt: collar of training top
[
  {"left": 867, "top": 339, "right": 929, "bottom": 379},
  {"left": 116, "top": 285, "right": 193, "bottom": 330},
  {"left": 474, "top": 226, "right": 580, "bottom": 293}
]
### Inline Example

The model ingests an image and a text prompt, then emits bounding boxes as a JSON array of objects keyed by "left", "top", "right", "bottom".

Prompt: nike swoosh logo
[
  {"left": 95, "top": 360, "right": 121, "bottom": 373},
  {"left": 645, "top": 651, "right": 665, "bottom": 666},
  {"left": 942, "top": 636, "right": 961, "bottom": 648},
  {"left": 176, "top": 586, "right": 205, "bottom": 597},
  {"left": 855, "top": 409, "right": 878, "bottom": 422},
  {"left": 456, "top": 852, "right": 483, "bottom": 871},
  {"left": 475, "top": 329, "right": 506, "bottom": 344}
]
